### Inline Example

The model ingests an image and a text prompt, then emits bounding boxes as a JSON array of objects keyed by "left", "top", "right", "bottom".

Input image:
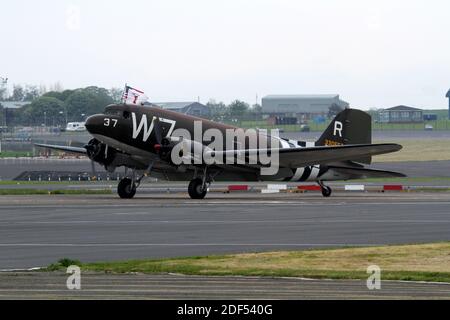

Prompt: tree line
[{"left": 0, "top": 84, "right": 262, "bottom": 127}]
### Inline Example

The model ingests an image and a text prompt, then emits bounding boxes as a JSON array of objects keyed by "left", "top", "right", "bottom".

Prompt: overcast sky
[{"left": 1, "top": 0, "right": 449, "bottom": 109}]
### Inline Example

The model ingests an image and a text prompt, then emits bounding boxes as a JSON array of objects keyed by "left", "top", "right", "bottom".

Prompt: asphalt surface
[
  {"left": 1, "top": 192, "right": 450, "bottom": 270},
  {"left": 1, "top": 272, "right": 449, "bottom": 299},
  {"left": 1, "top": 158, "right": 450, "bottom": 180}
]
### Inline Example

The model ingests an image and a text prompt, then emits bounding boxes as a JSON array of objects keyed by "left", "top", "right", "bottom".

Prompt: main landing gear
[
  {"left": 318, "top": 180, "right": 332, "bottom": 197},
  {"left": 188, "top": 167, "right": 211, "bottom": 199},
  {"left": 117, "top": 177, "right": 136, "bottom": 199}
]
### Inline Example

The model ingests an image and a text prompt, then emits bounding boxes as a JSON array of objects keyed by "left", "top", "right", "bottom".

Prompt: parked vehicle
[{"left": 66, "top": 122, "right": 86, "bottom": 132}]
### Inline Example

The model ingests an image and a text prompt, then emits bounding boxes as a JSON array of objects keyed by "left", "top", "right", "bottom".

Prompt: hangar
[
  {"left": 378, "top": 105, "right": 423, "bottom": 123},
  {"left": 261, "top": 94, "right": 349, "bottom": 123},
  {"left": 152, "top": 101, "right": 211, "bottom": 118}
]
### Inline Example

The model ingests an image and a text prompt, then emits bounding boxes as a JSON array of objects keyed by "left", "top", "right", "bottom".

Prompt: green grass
[
  {"left": 0, "top": 188, "right": 112, "bottom": 195},
  {"left": 0, "top": 151, "right": 34, "bottom": 158},
  {"left": 373, "top": 139, "right": 450, "bottom": 162},
  {"left": 46, "top": 243, "right": 450, "bottom": 283}
]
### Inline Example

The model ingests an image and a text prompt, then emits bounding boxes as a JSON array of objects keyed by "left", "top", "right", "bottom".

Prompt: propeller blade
[
  {"left": 90, "top": 160, "right": 97, "bottom": 180},
  {"left": 153, "top": 117, "right": 162, "bottom": 145}
]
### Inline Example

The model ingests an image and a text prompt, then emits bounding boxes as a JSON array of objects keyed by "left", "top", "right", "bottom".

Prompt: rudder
[{"left": 316, "top": 109, "right": 372, "bottom": 164}]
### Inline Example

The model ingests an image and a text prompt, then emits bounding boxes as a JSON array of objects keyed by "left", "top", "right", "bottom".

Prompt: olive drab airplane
[{"left": 36, "top": 104, "right": 405, "bottom": 199}]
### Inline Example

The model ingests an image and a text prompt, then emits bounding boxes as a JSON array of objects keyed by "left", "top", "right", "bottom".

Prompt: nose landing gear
[{"left": 318, "top": 180, "right": 332, "bottom": 197}]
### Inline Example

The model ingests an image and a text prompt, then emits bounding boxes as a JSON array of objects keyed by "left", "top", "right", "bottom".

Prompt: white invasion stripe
[
  {"left": 288, "top": 139, "right": 300, "bottom": 147},
  {"left": 345, "top": 185, "right": 365, "bottom": 191},
  {"left": 305, "top": 141, "right": 315, "bottom": 147},
  {"left": 261, "top": 189, "right": 280, "bottom": 194},
  {"left": 308, "top": 166, "right": 320, "bottom": 180},
  {"left": 279, "top": 139, "right": 290, "bottom": 149},
  {"left": 267, "top": 184, "right": 287, "bottom": 190},
  {"left": 291, "top": 167, "right": 305, "bottom": 181}
]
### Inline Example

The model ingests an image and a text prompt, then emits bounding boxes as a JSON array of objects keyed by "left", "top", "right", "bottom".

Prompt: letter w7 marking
[{"left": 132, "top": 113, "right": 176, "bottom": 142}]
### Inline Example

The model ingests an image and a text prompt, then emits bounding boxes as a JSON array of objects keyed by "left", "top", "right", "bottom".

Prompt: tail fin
[{"left": 316, "top": 109, "right": 372, "bottom": 164}]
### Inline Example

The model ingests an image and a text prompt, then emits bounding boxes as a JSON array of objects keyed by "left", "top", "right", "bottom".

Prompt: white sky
[{"left": 1, "top": 0, "right": 449, "bottom": 109}]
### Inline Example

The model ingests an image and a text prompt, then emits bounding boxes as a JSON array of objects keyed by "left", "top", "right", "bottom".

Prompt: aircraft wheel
[
  {"left": 118, "top": 178, "right": 136, "bottom": 199},
  {"left": 321, "top": 186, "right": 332, "bottom": 197},
  {"left": 188, "top": 178, "right": 207, "bottom": 199}
]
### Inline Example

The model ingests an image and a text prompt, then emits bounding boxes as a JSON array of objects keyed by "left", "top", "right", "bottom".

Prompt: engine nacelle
[{"left": 85, "top": 138, "right": 116, "bottom": 167}]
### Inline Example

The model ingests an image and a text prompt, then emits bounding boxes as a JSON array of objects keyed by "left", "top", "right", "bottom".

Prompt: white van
[{"left": 66, "top": 122, "right": 86, "bottom": 132}]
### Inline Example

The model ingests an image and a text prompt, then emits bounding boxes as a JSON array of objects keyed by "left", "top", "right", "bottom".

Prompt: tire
[
  {"left": 321, "top": 186, "right": 332, "bottom": 197},
  {"left": 118, "top": 178, "right": 136, "bottom": 199},
  {"left": 188, "top": 178, "right": 207, "bottom": 199}
]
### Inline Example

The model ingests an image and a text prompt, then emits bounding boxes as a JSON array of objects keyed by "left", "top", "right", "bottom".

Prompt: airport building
[
  {"left": 152, "top": 101, "right": 211, "bottom": 118},
  {"left": 261, "top": 94, "right": 349, "bottom": 123},
  {"left": 378, "top": 105, "right": 423, "bottom": 123}
]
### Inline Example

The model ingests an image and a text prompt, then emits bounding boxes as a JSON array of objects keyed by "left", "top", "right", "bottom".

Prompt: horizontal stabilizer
[{"left": 328, "top": 165, "right": 407, "bottom": 179}]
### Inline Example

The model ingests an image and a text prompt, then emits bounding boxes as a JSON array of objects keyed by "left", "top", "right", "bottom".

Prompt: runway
[
  {"left": 1, "top": 272, "right": 450, "bottom": 299},
  {"left": 1, "top": 192, "right": 450, "bottom": 270},
  {"left": 2, "top": 158, "right": 450, "bottom": 180}
]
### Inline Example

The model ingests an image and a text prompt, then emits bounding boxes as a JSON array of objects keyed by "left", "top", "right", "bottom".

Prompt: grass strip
[
  {"left": 46, "top": 242, "right": 450, "bottom": 283},
  {"left": 0, "top": 188, "right": 112, "bottom": 195}
]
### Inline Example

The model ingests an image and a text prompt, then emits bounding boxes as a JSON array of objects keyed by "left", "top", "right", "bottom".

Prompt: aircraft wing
[
  {"left": 207, "top": 143, "right": 402, "bottom": 169},
  {"left": 34, "top": 143, "right": 87, "bottom": 155}
]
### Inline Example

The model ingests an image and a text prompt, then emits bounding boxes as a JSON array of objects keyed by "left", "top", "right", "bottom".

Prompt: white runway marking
[{"left": 1, "top": 219, "right": 450, "bottom": 224}]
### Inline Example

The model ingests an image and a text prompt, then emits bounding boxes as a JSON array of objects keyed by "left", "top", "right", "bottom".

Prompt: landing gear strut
[
  {"left": 188, "top": 167, "right": 210, "bottom": 199},
  {"left": 318, "top": 180, "right": 332, "bottom": 197}
]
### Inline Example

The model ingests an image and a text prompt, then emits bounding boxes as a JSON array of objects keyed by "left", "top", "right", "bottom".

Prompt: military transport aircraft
[{"left": 36, "top": 104, "right": 404, "bottom": 199}]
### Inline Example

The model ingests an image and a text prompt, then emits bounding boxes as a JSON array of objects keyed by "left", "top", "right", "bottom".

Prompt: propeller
[
  {"left": 84, "top": 139, "right": 101, "bottom": 180},
  {"left": 152, "top": 117, "right": 164, "bottom": 153},
  {"left": 153, "top": 116, "right": 163, "bottom": 144},
  {"left": 152, "top": 117, "right": 177, "bottom": 161}
]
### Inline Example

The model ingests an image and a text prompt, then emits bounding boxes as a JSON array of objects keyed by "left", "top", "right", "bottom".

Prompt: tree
[
  {"left": 23, "top": 85, "right": 40, "bottom": 101},
  {"left": 109, "top": 87, "right": 123, "bottom": 103},
  {"left": 23, "top": 96, "right": 66, "bottom": 126},
  {"left": 328, "top": 103, "right": 344, "bottom": 118},
  {"left": 228, "top": 100, "right": 249, "bottom": 118},
  {"left": 251, "top": 103, "right": 262, "bottom": 113},
  {"left": 206, "top": 99, "right": 227, "bottom": 120},
  {"left": 11, "top": 85, "right": 25, "bottom": 101},
  {"left": 65, "top": 86, "right": 113, "bottom": 121},
  {"left": 0, "top": 87, "right": 6, "bottom": 101}
]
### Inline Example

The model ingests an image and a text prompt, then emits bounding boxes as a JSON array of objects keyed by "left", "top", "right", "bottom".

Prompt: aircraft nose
[{"left": 85, "top": 115, "right": 103, "bottom": 134}]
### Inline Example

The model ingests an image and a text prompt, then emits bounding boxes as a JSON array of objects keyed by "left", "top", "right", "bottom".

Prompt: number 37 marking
[{"left": 104, "top": 118, "right": 118, "bottom": 127}]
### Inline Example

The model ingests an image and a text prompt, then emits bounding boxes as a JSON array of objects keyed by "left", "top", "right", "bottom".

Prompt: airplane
[{"left": 36, "top": 104, "right": 405, "bottom": 199}]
